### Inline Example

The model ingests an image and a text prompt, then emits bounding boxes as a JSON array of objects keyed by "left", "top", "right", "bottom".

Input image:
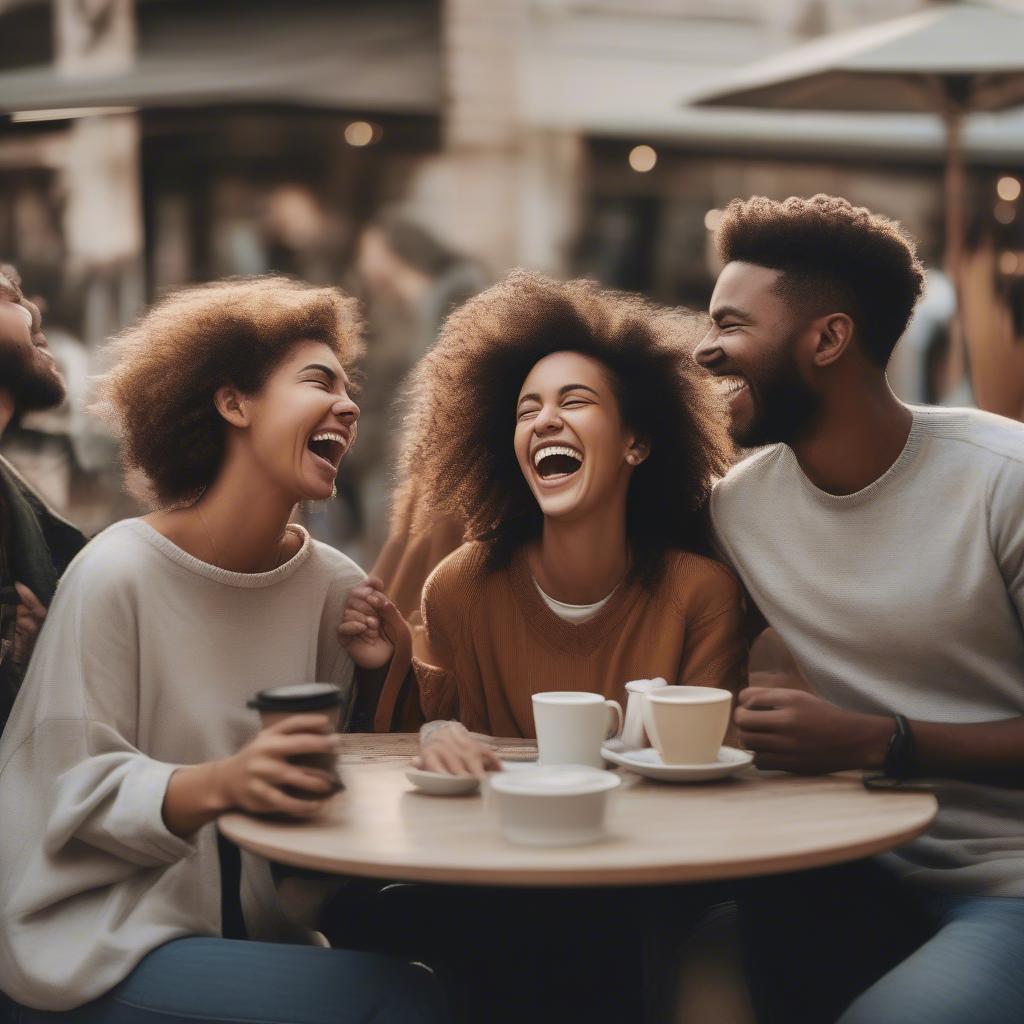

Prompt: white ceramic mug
[
  {"left": 532, "top": 691, "right": 623, "bottom": 769},
  {"left": 641, "top": 685, "right": 732, "bottom": 765}
]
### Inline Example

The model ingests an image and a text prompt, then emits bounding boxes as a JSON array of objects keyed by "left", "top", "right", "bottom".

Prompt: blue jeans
[
  {"left": 737, "top": 859, "right": 1024, "bottom": 1024},
  {"left": 12, "top": 937, "right": 448, "bottom": 1024}
]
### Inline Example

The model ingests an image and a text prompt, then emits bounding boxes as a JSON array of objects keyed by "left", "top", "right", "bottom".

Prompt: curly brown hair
[
  {"left": 715, "top": 194, "right": 924, "bottom": 367},
  {"left": 94, "top": 276, "right": 364, "bottom": 507},
  {"left": 0, "top": 264, "right": 24, "bottom": 303},
  {"left": 397, "top": 270, "right": 733, "bottom": 585}
]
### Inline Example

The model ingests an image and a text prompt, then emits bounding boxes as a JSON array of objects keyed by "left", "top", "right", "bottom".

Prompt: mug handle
[{"left": 604, "top": 699, "right": 623, "bottom": 739}]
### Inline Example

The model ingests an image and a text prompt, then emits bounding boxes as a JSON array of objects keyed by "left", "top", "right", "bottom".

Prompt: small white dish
[
  {"left": 404, "top": 767, "right": 481, "bottom": 797},
  {"left": 601, "top": 745, "right": 753, "bottom": 782},
  {"left": 488, "top": 765, "right": 621, "bottom": 846}
]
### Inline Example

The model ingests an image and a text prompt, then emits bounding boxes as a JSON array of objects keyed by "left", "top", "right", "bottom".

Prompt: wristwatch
[{"left": 882, "top": 714, "right": 916, "bottom": 779}]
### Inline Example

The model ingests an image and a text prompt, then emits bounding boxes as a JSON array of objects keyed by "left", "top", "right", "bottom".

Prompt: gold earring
[{"left": 331, "top": 482, "right": 338, "bottom": 499}]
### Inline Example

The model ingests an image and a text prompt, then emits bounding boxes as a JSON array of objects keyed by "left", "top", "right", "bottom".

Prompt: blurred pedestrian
[
  {"left": 320, "top": 212, "right": 486, "bottom": 563},
  {"left": 0, "top": 264, "right": 86, "bottom": 736}
]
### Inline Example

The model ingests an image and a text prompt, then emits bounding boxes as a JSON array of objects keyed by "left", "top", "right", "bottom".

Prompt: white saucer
[
  {"left": 601, "top": 745, "right": 753, "bottom": 782},
  {"left": 404, "top": 767, "right": 481, "bottom": 796}
]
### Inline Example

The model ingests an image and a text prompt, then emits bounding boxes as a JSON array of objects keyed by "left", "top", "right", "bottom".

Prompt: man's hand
[
  {"left": 338, "top": 576, "right": 409, "bottom": 670},
  {"left": 13, "top": 583, "right": 46, "bottom": 670},
  {"left": 735, "top": 678, "right": 892, "bottom": 774}
]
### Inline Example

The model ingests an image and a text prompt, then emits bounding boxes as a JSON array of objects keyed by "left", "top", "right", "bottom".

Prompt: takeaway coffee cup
[
  {"left": 247, "top": 682, "right": 344, "bottom": 794},
  {"left": 532, "top": 691, "right": 623, "bottom": 769},
  {"left": 641, "top": 685, "right": 732, "bottom": 765}
]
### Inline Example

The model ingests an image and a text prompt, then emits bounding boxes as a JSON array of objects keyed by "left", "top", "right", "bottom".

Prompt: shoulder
[
  {"left": 56, "top": 519, "right": 159, "bottom": 601},
  {"left": 420, "top": 542, "right": 491, "bottom": 629},
  {"left": 423, "top": 542, "right": 490, "bottom": 600},
  {"left": 659, "top": 550, "right": 744, "bottom": 620},
  {"left": 913, "top": 405, "right": 1024, "bottom": 470},
  {"left": 711, "top": 446, "right": 786, "bottom": 517},
  {"left": 306, "top": 538, "right": 366, "bottom": 589}
]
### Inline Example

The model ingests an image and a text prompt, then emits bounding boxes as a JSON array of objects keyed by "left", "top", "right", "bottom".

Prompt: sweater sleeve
[
  {"left": 0, "top": 556, "right": 196, "bottom": 893},
  {"left": 990, "top": 455, "right": 1024, "bottom": 629},
  {"left": 413, "top": 565, "right": 463, "bottom": 722},
  {"left": 672, "top": 562, "right": 748, "bottom": 697}
]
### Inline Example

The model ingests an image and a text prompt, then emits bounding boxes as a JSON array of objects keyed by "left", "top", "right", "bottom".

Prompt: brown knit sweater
[{"left": 375, "top": 542, "right": 747, "bottom": 736}]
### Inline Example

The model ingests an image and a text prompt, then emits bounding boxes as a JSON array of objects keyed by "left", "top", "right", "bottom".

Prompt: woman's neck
[
  {"left": 148, "top": 459, "right": 300, "bottom": 574},
  {"left": 530, "top": 505, "right": 630, "bottom": 605}
]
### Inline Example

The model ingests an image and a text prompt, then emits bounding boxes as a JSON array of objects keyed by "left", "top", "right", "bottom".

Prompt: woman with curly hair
[
  {"left": 0, "top": 277, "right": 446, "bottom": 1023},
  {"left": 341, "top": 270, "right": 746, "bottom": 775}
]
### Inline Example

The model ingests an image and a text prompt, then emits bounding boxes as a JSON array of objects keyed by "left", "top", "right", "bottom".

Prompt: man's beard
[
  {"left": 0, "top": 344, "right": 66, "bottom": 414},
  {"left": 731, "top": 343, "right": 822, "bottom": 449}
]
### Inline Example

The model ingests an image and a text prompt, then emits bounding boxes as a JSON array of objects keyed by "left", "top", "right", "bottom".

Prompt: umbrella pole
[{"left": 942, "top": 104, "right": 973, "bottom": 398}]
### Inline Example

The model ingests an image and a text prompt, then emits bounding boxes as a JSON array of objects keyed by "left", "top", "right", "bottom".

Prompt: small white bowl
[
  {"left": 405, "top": 767, "right": 481, "bottom": 797},
  {"left": 488, "top": 765, "right": 621, "bottom": 846}
]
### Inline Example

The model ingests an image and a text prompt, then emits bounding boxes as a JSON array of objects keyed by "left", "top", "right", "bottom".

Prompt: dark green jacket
[{"left": 0, "top": 455, "right": 87, "bottom": 734}]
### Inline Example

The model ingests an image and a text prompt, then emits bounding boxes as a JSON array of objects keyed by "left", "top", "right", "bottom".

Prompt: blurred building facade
[{"left": 0, "top": 0, "right": 1022, "bottom": 545}]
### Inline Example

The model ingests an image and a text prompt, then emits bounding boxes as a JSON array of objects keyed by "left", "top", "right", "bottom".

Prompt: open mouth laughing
[
  {"left": 716, "top": 374, "right": 747, "bottom": 398},
  {"left": 532, "top": 442, "right": 583, "bottom": 482},
  {"left": 307, "top": 430, "right": 349, "bottom": 473}
]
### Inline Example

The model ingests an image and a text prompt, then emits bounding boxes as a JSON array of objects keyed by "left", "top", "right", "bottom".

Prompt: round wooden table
[{"left": 219, "top": 734, "right": 937, "bottom": 886}]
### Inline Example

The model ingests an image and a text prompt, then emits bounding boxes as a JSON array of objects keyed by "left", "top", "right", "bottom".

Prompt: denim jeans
[
  {"left": 737, "top": 859, "right": 1024, "bottom": 1024},
  {"left": 11, "top": 937, "right": 449, "bottom": 1024}
]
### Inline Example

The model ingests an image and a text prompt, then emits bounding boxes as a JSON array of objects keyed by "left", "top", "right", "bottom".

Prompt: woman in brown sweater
[{"left": 341, "top": 271, "right": 745, "bottom": 771}]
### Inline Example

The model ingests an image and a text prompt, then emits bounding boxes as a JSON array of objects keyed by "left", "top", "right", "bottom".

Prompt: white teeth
[
  {"left": 716, "top": 376, "right": 746, "bottom": 396},
  {"left": 311, "top": 432, "right": 345, "bottom": 444},
  {"left": 533, "top": 444, "right": 583, "bottom": 468}
]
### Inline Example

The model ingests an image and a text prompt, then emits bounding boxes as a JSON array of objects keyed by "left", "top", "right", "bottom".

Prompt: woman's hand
[
  {"left": 213, "top": 713, "right": 341, "bottom": 816},
  {"left": 338, "top": 575, "right": 409, "bottom": 669},
  {"left": 413, "top": 721, "right": 502, "bottom": 776},
  {"left": 164, "top": 714, "right": 343, "bottom": 836}
]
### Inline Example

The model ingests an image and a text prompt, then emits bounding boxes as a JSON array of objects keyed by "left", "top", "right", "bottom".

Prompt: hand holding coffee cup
[
  {"left": 215, "top": 713, "right": 343, "bottom": 818},
  {"left": 532, "top": 691, "right": 623, "bottom": 769},
  {"left": 246, "top": 683, "right": 346, "bottom": 800},
  {"left": 641, "top": 685, "right": 733, "bottom": 765}
]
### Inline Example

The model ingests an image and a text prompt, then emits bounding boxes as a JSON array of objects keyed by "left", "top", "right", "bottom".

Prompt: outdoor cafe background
[{"left": 1, "top": 0, "right": 1022, "bottom": 565}]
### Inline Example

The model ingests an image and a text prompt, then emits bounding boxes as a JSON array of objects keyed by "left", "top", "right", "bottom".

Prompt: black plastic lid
[{"left": 247, "top": 682, "right": 343, "bottom": 712}]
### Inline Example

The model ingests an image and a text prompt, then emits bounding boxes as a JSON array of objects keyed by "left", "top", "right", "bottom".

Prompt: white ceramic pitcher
[{"left": 620, "top": 677, "right": 666, "bottom": 750}]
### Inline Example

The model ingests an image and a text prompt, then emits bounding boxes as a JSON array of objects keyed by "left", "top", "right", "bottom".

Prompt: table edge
[{"left": 219, "top": 794, "right": 937, "bottom": 887}]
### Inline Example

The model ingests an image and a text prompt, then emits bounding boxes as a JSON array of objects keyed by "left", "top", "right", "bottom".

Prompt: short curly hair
[
  {"left": 0, "top": 264, "right": 24, "bottom": 303},
  {"left": 715, "top": 194, "right": 925, "bottom": 366},
  {"left": 398, "top": 270, "right": 733, "bottom": 585},
  {"left": 94, "top": 276, "right": 364, "bottom": 507}
]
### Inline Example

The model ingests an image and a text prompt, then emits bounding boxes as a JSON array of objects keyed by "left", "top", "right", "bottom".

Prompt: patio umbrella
[{"left": 687, "top": 0, "right": 1024, "bottom": 391}]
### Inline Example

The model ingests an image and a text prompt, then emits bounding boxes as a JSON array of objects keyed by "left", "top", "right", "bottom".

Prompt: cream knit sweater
[{"left": 0, "top": 520, "right": 363, "bottom": 1010}]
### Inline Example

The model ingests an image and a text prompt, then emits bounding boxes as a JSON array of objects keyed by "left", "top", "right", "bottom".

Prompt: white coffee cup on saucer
[
  {"left": 532, "top": 691, "right": 623, "bottom": 768},
  {"left": 641, "top": 685, "right": 733, "bottom": 765}
]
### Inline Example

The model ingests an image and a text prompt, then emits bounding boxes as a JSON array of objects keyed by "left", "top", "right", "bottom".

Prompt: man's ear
[
  {"left": 213, "top": 385, "right": 249, "bottom": 428},
  {"left": 812, "top": 312, "right": 854, "bottom": 368}
]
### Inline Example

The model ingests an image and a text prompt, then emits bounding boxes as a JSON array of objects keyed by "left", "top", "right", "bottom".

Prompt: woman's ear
[
  {"left": 625, "top": 437, "right": 651, "bottom": 467},
  {"left": 213, "top": 385, "right": 250, "bottom": 428}
]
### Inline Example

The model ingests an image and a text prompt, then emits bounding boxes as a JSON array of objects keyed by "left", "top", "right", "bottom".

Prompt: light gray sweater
[
  {"left": 712, "top": 405, "right": 1024, "bottom": 896},
  {"left": 0, "top": 520, "right": 363, "bottom": 1010}
]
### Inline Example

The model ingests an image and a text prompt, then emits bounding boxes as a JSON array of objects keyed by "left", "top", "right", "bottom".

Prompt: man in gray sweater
[{"left": 696, "top": 195, "right": 1024, "bottom": 1024}]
